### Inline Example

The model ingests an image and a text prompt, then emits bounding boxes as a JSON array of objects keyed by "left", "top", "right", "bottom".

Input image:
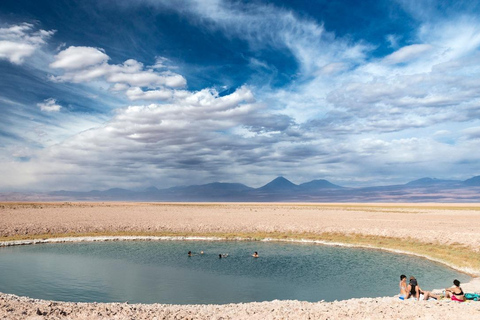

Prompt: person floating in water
[
  {"left": 219, "top": 253, "right": 229, "bottom": 258},
  {"left": 252, "top": 251, "right": 259, "bottom": 258},
  {"left": 188, "top": 251, "right": 193, "bottom": 257}
]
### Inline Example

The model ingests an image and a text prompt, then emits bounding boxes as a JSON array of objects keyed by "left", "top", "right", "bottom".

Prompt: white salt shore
[{"left": 2, "top": 290, "right": 480, "bottom": 319}]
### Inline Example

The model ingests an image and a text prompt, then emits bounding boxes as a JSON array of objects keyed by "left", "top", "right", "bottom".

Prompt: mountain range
[{"left": 5, "top": 175, "right": 472, "bottom": 202}]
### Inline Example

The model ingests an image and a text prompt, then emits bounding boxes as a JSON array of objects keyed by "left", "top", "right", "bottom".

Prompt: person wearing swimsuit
[
  {"left": 406, "top": 276, "right": 438, "bottom": 300},
  {"left": 399, "top": 275, "right": 408, "bottom": 300},
  {"left": 406, "top": 276, "right": 420, "bottom": 300},
  {"left": 445, "top": 279, "right": 464, "bottom": 301}
]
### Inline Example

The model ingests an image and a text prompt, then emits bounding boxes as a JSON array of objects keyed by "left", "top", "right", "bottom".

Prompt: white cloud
[
  {"left": 0, "top": 23, "right": 54, "bottom": 64},
  {"left": 383, "top": 44, "right": 433, "bottom": 64},
  {"left": 125, "top": 87, "right": 172, "bottom": 101},
  {"left": 50, "top": 46, "right": 109, "bottom": 70},
  {"left": 433, "top": 130, "right": 451, "bottom": 137},
  {"left": 50, "top": 46, "right": 187, "bottom": 102},
  {"left": 151, "top": 56, "right": 170, "bottom": 69},
  {"left": 37, "top": 98, "right": 62, "bottom": 112},
  {"left": 462, "top": 126, "right": 480, "bottom": 140},
  {"left": 386, "top": 34, "right": 400, "bottom": 48},
  {"left": 319, "top": 62, "right": 348, "bottom": 75}
]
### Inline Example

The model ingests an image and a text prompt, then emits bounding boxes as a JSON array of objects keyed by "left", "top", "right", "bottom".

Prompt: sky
[{"left": 1, "top": 0, "right": 480, "bottom": 192}]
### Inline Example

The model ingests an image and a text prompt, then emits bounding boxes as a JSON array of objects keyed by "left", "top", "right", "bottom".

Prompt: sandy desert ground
[{"left": 1, "top": 202, "right": 480, "bottom": 319}]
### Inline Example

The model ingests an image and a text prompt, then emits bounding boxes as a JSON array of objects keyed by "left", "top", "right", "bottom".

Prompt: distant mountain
[
  {"left": 102, "top": 188, "right": 132, "bottom": 195},
  {"left": 405, "top": 177, "right": 461, "bottom": 186},
  {"left": 144, "top": 186, "right": 159, "bottom": 192},
  {"left": 40, "top": 175, "right": 480, "bottom": 203},
  {"left": 464, "top": 176, "right": 480, "bottom": 186},
  {"left": 180, "top": 182, "right": 253, "bottom": 195},
  {"left": 257, "top": 177, "right": 298, "bottom": 192},
  {"left": 299, "top": 179, "right": 343, "bottom": 191}
]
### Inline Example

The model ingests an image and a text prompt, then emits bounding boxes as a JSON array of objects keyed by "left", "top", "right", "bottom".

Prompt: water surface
[{"left": 0, "top": 241, "right": 470, "bottom": 304}]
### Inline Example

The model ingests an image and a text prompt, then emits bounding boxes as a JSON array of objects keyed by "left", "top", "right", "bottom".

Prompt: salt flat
[{"left": 2, "top": 202, "right": 480, "bottom": 249}]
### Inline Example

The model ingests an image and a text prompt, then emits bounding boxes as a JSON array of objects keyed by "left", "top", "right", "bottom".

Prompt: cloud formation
[
  {"left": 37, "top": 98, "right": 62, "bottom": 112},
  {"left": 0, "top": 23, "right": 54, "bottom": 64},
  {"left": 50, "top": 46, "right": 109, "bottom": 70},
  {"left": 10, "top": 85, "right": 305, "bottom": 190},
  {"left": 2, "top": 1, "right": 480, "bottom": 192},
  {"left": 50, "top": 46, "right": 187, "bottom": 102}
]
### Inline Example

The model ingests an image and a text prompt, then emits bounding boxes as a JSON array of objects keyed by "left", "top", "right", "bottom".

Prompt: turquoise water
[{"left": 0, "top": 241, "right": 470, "bottom": 304}]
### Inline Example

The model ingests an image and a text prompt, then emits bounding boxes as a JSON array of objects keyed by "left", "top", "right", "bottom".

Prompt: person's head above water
[{"left": 219, "top": 254, "right": 222, "bottom": 258}]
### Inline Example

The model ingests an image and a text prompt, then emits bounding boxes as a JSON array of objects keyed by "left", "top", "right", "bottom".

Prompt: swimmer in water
[
  {"left": 252, "top": 251, "right": 259, "bottom": 258},
  {"left": 188, "top": 251, "right": 193, "bottom": 257}
]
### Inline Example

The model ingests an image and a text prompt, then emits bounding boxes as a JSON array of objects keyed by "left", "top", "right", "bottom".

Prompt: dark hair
[
  {"left": 219, "top": 254, "right": 222, "bottom": 258},
  {"left": 409, "top": 278, "right": 417, "bottom": 286},
  {"left": 400, "top": 275, "right": 406, "bottom": 280},
  {"left": 454, "top": 279, "right": 460, "bottom": 287}
]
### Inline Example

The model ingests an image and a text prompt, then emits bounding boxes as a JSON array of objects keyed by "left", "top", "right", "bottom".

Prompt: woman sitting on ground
[
  {"left": 407, "top": 276, "right": 420, "bottom": 300},
  {"left": 406, "top": 276, "right": 438, "bottom": 300},
  {"left": 445, "top": 279, "right": 464, "bottom": 301}
]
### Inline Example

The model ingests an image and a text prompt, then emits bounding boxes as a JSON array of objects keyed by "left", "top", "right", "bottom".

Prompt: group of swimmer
[
  {"left": 399, "top": 275, "right": 465, "bottom": 301},
  {"left": 188, "top": 251, "right": 259, "bottom": 258}
]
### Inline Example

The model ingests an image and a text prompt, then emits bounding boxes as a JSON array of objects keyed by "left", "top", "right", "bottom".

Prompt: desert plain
[{"left": 1, "top": 202, "right": 480, "bottom": 319}]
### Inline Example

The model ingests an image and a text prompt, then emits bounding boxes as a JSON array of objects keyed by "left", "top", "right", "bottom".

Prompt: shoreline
[
  {"left": 2, "top": 202, "right": 480, "bottom": 319},
  {"left": 2, "top": 292, "right": 480, "bottom": 320}
]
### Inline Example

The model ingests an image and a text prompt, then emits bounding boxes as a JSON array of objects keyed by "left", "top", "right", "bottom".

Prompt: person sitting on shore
[
  {"left": 406, "top": 276, "right": 438, "bottom": 301},
  {"left": 407, "top": 276, "right": 420, "bottom": 300},
  {"left": 399, "top": 275, "right": 407, "bottom": 299},
  {"left": 252, "top": 251, "right": 259, "bottom": 258},
  {"left": 445, "top": 279, "right": 464, "bottom": 302}
]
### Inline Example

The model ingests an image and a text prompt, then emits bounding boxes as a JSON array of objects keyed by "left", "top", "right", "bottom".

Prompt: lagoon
[{"left": 0, "top": 241, "right": 470, "bottom": 304}]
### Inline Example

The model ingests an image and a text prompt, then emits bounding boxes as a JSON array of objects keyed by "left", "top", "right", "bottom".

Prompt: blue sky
[{"left": 1, "top": 0, "right": 480, "bottom": 191}]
